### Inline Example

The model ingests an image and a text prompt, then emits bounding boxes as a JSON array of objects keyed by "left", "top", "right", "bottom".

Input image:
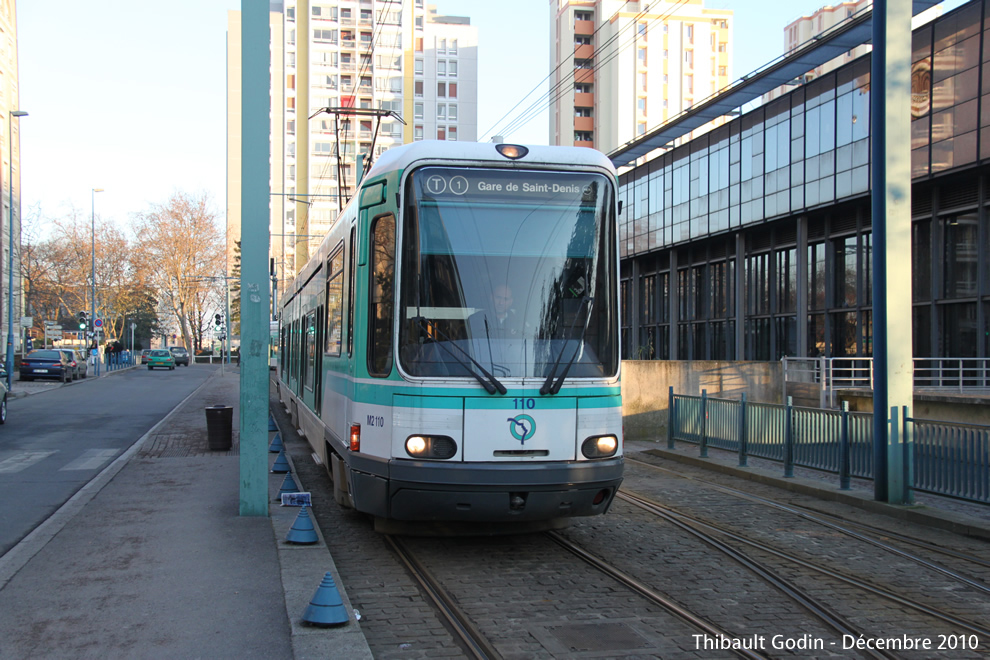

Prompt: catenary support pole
[
  {"left": 240, "top": 0, "right": 272, "bottom": 516},
  {"left": 870, "top": 0, "right": 914, "bottom": 504}
]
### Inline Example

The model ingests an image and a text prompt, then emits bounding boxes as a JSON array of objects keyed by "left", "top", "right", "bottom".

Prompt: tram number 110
[{"left": 513, "top": 398, "right": 535, "bottom": 410}]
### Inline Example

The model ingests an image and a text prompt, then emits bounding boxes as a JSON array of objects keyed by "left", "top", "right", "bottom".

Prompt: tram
[{"left": 276, "top": 140, "right": 623, "bottom": 530}]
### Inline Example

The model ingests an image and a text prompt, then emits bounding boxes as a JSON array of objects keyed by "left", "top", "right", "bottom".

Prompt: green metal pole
[
  {"left": 871, "top": 0, "right": 914, "bottom": 504},
  {"left": 239, "top": 0, "right": 271, "bottom": 516}
]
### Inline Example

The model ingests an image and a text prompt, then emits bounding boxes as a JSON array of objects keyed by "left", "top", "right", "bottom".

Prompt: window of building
[
  {"left": 448, "top": 104, "right": 457, "bottom": 120},
  {"left": 576, "top": 107, "right": 592, "bottom": 117},
  {"left": 437, "top": 104, "right": 446, "bottom": 120},
  {"left": 438, "top": 38, "right": 446, "bottom": 53},
  {"left": 449, "top": 61, "right": 457, "bottom": 77},
  {"left": 639, "top": 72, "right": 647, "bottom": 91},
  {"left": 448, "top": 126, "right": 457, "bottom": 140},
  {"left": 449, "top": 83, "right": 457, "bottom": 98},
  {"left": 450, "top": 39, "right": 458, "bottom": 54},
  {"left": 414, "top": 59, "right": 423, "bottom": 75},
  {"left": 438, "top": 82, "right": 446, "bottom": 97},
  {"left": 638, "top": 22, "right": 647, "bottom": 39},
  {"left": 575, "top": 11, "right": 593, "bottom": 22},
  {"left": 718, "top": 65, "right": 727, "bottom": 76},
  {"left": 576, "top": 35, "right": 591, "bottom": 45},
  {"left": 575, "top": 131, "right": 593, "bottom": 141},
  {"left": 414, "top": 125, "right": 423, "bottom": 140},
  {"left": 415, "top": 80, "right": 423, "bottom": 97},
  {"left": 360, "top": 8, "right": 373, "bottom": 22},
  {"left": 414, "top": 102, "right": 423, "bottom": 119},
  {"left": 314, "top": 29, "right": 338, "bottom": 43},
  {"left": 360, "top": 31, "right": 372, "bottom": 44},
  {"left": 575, "top": 83, "right": 593, "bottom": 93},
  {"left": 638, "top": 48, "right": 647, "bottom": 65},
  {"left": 437, "top": 127, "right": 446, "bottom": 140},
  {"left": 637, "top": 98, "right": 646, "bottom": 114},
  {"left": 718, "top": 42, "right": 727, "bottom": 53},
  {"left": 576, "top": 58, "right": 594, "bottom": 69},
  {"left": 686, "top": 75, "right": 694, "bottom": 94},
  {"left": 340, "top": 7, "right": 351, "bottom": 19},
  {"left": 638, "top": 122, "right": 647, "bottom": 135},
  {"left": 438, "top": 60, "right": 446, "bottom": 76},
  {"left": 686, "top": 24, "right": 694, "bottom": 42},
  {"left": 685, "top": 50, "right": 694, "bottom": 68},
  {"left": 415, "top": 15, "right": 423, "bottom": 29},
  {"left": 415, "top": 37, "right": 423, "bottom": 52}
]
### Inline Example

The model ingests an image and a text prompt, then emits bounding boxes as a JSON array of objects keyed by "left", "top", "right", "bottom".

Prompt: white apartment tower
[
  {"left": 227, "top": 1, "right": 478, "bottom": 288},
  {"left": 550, "top": 0, "right": 732, "bottom": 155}
]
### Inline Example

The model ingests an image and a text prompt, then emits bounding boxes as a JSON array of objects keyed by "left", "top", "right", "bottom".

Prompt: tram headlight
[
  {"left": 405, "top": 435, "right": 457, "bottom": 459},
  {"left": 495, "top": 143, "right": 529, "bottom": 160},
  {"left": 582, "top": 434, "right": 618, "bottom": 459}
]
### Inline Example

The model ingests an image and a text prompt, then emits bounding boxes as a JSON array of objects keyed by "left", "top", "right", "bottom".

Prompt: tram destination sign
[{"left": 418, "top": 168, "right": 607, "bottom": 204}]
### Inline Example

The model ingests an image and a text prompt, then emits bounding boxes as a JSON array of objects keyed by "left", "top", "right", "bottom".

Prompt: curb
[{"left": 267, "top": 412, "right": 374, "bottom": 659}]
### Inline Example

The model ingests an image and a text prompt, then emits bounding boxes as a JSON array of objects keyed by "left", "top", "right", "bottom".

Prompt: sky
[{"left": 17, "top": 0, "right": 964, "bottom": 234}]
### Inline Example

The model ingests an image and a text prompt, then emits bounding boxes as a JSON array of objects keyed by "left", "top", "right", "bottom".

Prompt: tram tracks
[
  {"left": 617, "top": 489, "right": 990, "bottom": 641},
  {"left": 626, "top": 456, "right": 990, "bottom": 593}
]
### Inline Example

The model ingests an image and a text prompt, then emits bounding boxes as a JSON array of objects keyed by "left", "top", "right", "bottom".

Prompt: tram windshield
[{"left": 398, "top": 166, "right": 617, "bottom": 384}]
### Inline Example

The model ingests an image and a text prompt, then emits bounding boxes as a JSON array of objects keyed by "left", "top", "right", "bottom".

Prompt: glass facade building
[{"left": 618, "top": 0, "right": 990, "bottom": 363}]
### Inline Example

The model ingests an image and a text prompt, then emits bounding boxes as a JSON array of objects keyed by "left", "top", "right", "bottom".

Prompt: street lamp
[
  {"left": 5, "top": 110, "right": 27, "bottom": 389},
  {"left": 91, "top": 187, "right": 104, "bottom": 375}
]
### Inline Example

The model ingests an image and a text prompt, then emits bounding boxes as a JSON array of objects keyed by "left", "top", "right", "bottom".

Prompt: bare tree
[{"left": 134, "top": 192, "right": 225, "bottom": 351}]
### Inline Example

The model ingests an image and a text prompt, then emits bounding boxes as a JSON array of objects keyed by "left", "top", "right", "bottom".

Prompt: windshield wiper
[
  {"left": 412, "top": 317, "right": 507, "bottom": 395},
  {"left": 539, "top": 296, "right": 592, "bottom": 396}
]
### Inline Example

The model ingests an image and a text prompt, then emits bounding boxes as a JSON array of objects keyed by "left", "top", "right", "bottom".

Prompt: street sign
[
  {"left": 94, "top": 318, "right": 103, "bottom": 328},
  {"left": 52, "top": 325, "right": 62, "bottom": 331},
  {"left": 20, "top": 316, "right": 32, "bottom": 328}
]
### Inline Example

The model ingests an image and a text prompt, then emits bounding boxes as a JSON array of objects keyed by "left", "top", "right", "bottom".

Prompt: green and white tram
[{"left": 277, "top": 141, "right": 623, "bottom": 530}]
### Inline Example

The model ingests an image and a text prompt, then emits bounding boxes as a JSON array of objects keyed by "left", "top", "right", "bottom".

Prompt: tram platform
[{"left": 0, "top": 366, "right": 372, "bottom": 659}]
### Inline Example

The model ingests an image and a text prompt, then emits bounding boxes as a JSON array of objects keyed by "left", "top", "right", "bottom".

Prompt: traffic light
[
  {"left": 214, "top": 313, "right": 223, "bottom": 327},
  {"left": 77, "top": 311, "right": 88, "bottom": 330}
]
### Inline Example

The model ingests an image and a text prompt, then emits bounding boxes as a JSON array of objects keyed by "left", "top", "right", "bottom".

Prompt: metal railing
[
  {"left": 783, "top": 357, "right": 990, "bottom": 408},
  {"left": 667, "top": 387, "right": 990, "bottom": 504}
]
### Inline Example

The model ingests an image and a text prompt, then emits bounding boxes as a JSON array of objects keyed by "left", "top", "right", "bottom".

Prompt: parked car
[
  {"left": 57, "top": 349, "right": 88, "bottom": 380},
  {"left": 146, "top": 349, "right": 176, "bottom": 370},
  {"left": 20, "top": 350, "right": 72, "bottom": 383},
  {"left": 169, "top": 346, "right": 190, "bottom": 366},
  {"left": 140, "top": 349, "right": 152, "bottom": 364}
]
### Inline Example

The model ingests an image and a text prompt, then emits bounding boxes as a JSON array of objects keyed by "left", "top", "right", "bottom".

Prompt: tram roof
[
  {"left": 366, "top": 140, "right": 617, "bottom": 180},
  {"left": 607, "top": 0, "right": 942, "bottom": 169}
]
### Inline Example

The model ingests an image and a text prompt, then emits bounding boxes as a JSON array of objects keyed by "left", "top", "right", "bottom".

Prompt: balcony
[
  {"left": 574, "top": 44, "right": 594, "bottom": 60},
  {"left": 575, "top": 68, "right": 594, "bottom": 84},
  {"left": 574, "top": 92, "right": 594, "bottom": 107},
  {"left": 574, "top": 116, "right": 594, "bottom": 132},
  {"left": 574, "top": 20, "right": 595, "bottom": 35}
]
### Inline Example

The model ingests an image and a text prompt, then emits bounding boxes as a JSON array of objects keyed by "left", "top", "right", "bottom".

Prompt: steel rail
[
  {"left": 618, "top": 490, "right": 990, "bottom": 641},
  {"left": 384, "top": 535, "right": 501, "bottom": 660},
  {"left": 627, "top": 457, "right": 990, "bottom": 585},
  {"left": 546, "top": 530, "right": 771, "bottom": 660}
]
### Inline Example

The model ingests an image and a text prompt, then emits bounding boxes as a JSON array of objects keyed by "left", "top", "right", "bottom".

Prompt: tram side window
[
  {"left": 304, "top": 310, "right": 316, "bottom": 390},
  {"left": 368, "top": 214, "right": 396, "bottom": 376},
  {"left": 348, "top": 226, "right": 356, "bottom": 356},
  {"left": 326, "top": 246, "right": 345, "bottom": 356}
]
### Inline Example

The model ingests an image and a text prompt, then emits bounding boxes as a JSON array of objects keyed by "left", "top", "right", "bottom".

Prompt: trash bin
[{"left": 205, "top": 405, "right": 233, "bottom": 451}]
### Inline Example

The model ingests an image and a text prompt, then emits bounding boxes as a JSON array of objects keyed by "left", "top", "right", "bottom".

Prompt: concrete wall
[
  {"left": 621, "top": 360, "right": 782, "bottom": 441},
  {"left": 839, "top": 391, "right": 990, "bottom": 426}
]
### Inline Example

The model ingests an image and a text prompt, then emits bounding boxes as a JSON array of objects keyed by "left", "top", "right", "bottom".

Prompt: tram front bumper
[{"left": 348, "top": 455, "right": 624, "bottom": 522}]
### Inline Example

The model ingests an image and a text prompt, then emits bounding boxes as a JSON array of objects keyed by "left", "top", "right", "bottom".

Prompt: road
[{"left": 0, "top": 365, "right": 215, "bottom": 556}]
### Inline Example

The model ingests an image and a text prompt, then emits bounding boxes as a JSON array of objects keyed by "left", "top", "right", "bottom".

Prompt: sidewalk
[{"left": 0, "top": 367, "right": 372, "bottom": 659}]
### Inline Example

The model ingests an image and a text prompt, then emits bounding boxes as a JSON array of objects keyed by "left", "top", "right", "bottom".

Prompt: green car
[{"left": 146, "top": 349, "right": 176, "bottom": 370}]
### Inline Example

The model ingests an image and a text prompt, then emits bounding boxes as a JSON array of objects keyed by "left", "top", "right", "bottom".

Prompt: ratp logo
[{"left": 506, "top": 414, "right": 536, "bottom": 445}]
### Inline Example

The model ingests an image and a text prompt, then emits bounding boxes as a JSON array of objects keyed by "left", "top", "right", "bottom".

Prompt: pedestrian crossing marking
[
  {"left": 59, "top": 449, "right": 119, "bottom": 471},
  {"left": 0, "top": 450, "right": 58, "bottom": 474}
]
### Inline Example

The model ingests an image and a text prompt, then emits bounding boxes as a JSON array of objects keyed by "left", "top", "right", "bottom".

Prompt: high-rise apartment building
[
  {"left": 550, "top": 0, "right": 732, "bottom": 155},
  {"left": 0, "top": 0, "right": 24, "bottom": 355},
  {"left": 227, "top": 1, "right": 477, "bottom": 291}
]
